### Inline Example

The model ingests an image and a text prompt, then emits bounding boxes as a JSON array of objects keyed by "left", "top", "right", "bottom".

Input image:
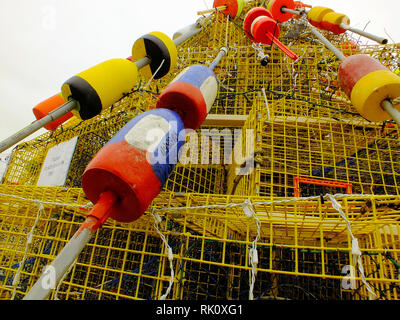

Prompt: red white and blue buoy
[
  {"left": 82, "top": 108, "right": 185, "bottom": 223},
  {"left": 156, "top": 64, "right": 219, "bottom": 130}
]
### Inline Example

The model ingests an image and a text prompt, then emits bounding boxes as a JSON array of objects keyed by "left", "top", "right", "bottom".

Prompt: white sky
[{"left": 0, "top": 0, "right": 399, "bottom": 153}]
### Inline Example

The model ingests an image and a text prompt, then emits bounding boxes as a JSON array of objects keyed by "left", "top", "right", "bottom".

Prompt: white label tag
[{"left": 37, "top": 136, "right": 78, "bottom": 186}]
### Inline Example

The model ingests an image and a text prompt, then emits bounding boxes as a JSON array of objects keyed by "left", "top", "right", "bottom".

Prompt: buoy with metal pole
[
  {"left": 243, "top": 7, "right": 299, "bottom": 61},
  {"left": 22, "top": 47, "right": 228, "bottom": 300},
  {"left": 266, "top": 0, "right": 388, "bottom": 44},
  {"left": 0, "top": 22, "right": 203, "bottom": 154},
  {"left": 305, "top": 21, "right": 400, "bottom": 126}
]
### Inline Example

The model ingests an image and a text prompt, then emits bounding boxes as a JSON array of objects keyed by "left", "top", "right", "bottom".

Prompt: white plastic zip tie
[
  {"left": 151, "top": 209, "right": 175, "bottom": 300},
  {"left": 252, "top": 43, "right": 268, "bottom": 61}
]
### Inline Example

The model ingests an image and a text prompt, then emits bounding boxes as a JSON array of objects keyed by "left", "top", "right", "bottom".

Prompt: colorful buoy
[
  {"left": 307, "top": 6, "right": 334, "bottom": 28},
  {"left": 132, "top": 31, "right": 178, "bottom": 80},
  {"left": 339, "top": 54, "right": 400, "bottom": 122},
  {"left": 32, "top": 93, "right": 73, "bottom": 131},
  {"left": 320, "top": 12, "right": 350, "bottom": 35},
  {"left": 82, "top": 108, "right": 185, "bottom": 223},
  {"left": 339, "top": 41, "right": 360, "bottom": 57},
  {"left": 211, "top": 0, "right": 246, "bottom": 19},
  {"left": 156, "top": 64, "right": 219, "bottom": 130},
  {"left": 244, "top": 8, "right": 298, "bottom": 61},
  {"left": 267, "top": 0, "right": 296, "bottom": 23},
  {"left": 307, "top": 6, "right": 387, "bottom": 44},
  {"left": 61, "top": 58, "right": 138, "bottom": 120}
]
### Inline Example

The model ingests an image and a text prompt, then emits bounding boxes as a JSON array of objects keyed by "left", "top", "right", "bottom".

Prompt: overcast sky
[{"left": 0, "top": 0, "right": 399, "bottom": 155}]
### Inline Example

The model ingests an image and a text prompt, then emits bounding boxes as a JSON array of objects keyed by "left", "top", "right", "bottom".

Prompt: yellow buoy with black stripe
[
  {"left": 61, "top": 59, "right": 138, "bottom": 120},
  {"left": 132, "top": 31, "right": 178, "bottom": 80}
]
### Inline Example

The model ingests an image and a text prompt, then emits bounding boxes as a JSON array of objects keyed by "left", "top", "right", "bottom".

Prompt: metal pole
[
  {"left": 309, "top": 27, "right": 346, "bottom": 61},
  {"left": 209, "top": 47, "right": 228, "bottom": 70},
  {"left": 339, "top": 23, "right": 388, "bottom": 45},
  {"left": 281, "top": 7, "right": 304, "bottom": 16},
  {"left": 197, "top": 5, "right": 227, "bottom": 16},
  {"left": 281, "top": 6, "right": 387, "bottom": 45},
  {"left": 23, "top": 228, "right": 92, "bottom": 300},
  {"left": 381, "top": 100, "right": 400, "bottom": 126},
  {"left": 173, "top": 25, "right": 202, "bottom": 46},
  {"left": 0, "top": 100, "right": 77, "bottom": 153},
  {"left": 0, "top": 21, "right": 203, "bottom": 154},
  {"left": 23, "top": 190, "right": 118, "bottom": 300}
]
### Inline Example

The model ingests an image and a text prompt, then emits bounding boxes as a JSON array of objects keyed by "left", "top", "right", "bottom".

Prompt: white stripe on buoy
[
  {"left": 125, "top": 115, "right": 171, "bottom": 153},
  {"left": 250, "top": 16, "right": 265, "bottom": 37},
  {"left": 200, "top": 75, "right": 219, "bottom": 113}
]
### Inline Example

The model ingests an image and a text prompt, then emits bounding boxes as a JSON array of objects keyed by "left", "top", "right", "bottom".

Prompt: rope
[
  {"left": 152, "top": 193, "right": 388, "bottom": 299},
  {"left": 11, "top": 202, "right": 44, "bottom": 299},
  {"left": 328, "top": 195, "right": 378, "bottom": 300},
  {"left": 0, "top": 192, "right": 92, "bottom": 209},
  {"left": 53, "top": 258, "right": 77, "bottom": 300},
  {"left": 261, "top": 88, "right": 271, "bottom": 122},
  {"left": 143, "top": 59, "right": 166, "bottom": 90},
  {"left": 153, "top": 193, "right": 381, "bottom": 213},
  {"left": 241, "top": 200, "right": 261, "bottom": 300},
  {"left": 151, "top": 209, "right": 175, "bottom": 300}
]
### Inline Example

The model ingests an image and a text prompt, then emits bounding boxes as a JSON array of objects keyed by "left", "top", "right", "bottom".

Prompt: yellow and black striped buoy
[{"left": 132, "top": 31, "right": 178, "bottom": 80}]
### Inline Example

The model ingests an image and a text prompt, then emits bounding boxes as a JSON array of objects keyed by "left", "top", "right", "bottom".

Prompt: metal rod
[
  {"left": 23, "top": 228, "right": 92, "bottom": 300},
  {"left": 0, "top": 21, "right": 203, "bottom": 154},
  {"left": 381, "top": 100, "right": 400, "bottom": 126},
  {"left": 135, "top": 56, "right": 151, "bottom": 69},
  {"left": 309, "top": 27, "right": 346, "bottom": 61},
  {"left": 283, "top": 4, "right": 387, "bottom": 45},
  {"left": 0, "top": 100, "right": 77, "bottom": 153},
  {"left": 339, "top": 23, "right": 388, "bottom": 45},
  {"left": 23, "top": 190, "right": 118, "bottom": 300},
  {"left": 197, "top": 5, "right": 226, "bottom": 16},
  {"left": 281, "top": 7, "right": 304, "bottom": 16},
  {"left": 209, "top": 47, "right": 228, "bottom": 70},
  {"left": 173, "top": 25, "right": 202, "bottom": 46}
]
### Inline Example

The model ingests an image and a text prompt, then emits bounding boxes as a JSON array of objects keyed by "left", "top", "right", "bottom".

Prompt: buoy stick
[
  {"left": 282, "top": 6, "right": 387, "bottom": 44},
  {"left": 209, "top": 47, "right": 228, "bottom": 70},
  {"left": 339, "top": 23, "right": 388, "bottom": 45},
  {"left": 23, "top": 48, "right": 227, "bottom": 300},
  {"left": 381, "top": 100, "right": 400, "bottom": 126},
  {"left": 281, "top": 7, "right": 304, "bottom": 16},
  {"left": 23, "top": 191, "right": 118, "bottom": 300},
  {"left": 173, "top": 25, "right": 202, "bottom": 46},
  {"left": 0, "top": 100, "right": 77, "bottom": 153},
  {"left": 309, "top": 27, "right": 346, "bottom": 61},
  {"left": 0, "top": 22, "right": 203, "bottom": 154},
  {"left": 197, "top": 5, "right": 227, "bottom": 15},
  {"left": 265, "top": 33, "right": 299, "bottom": 60}
]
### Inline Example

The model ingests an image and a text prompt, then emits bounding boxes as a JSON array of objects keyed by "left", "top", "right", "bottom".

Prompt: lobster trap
[{"left": 0, "top": 0, "right": 400, "bottom": 301}]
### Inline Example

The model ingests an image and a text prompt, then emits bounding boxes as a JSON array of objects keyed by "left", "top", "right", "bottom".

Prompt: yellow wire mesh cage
[{"left": 0, "top": 186, "right": 399, "bottom": 300}]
